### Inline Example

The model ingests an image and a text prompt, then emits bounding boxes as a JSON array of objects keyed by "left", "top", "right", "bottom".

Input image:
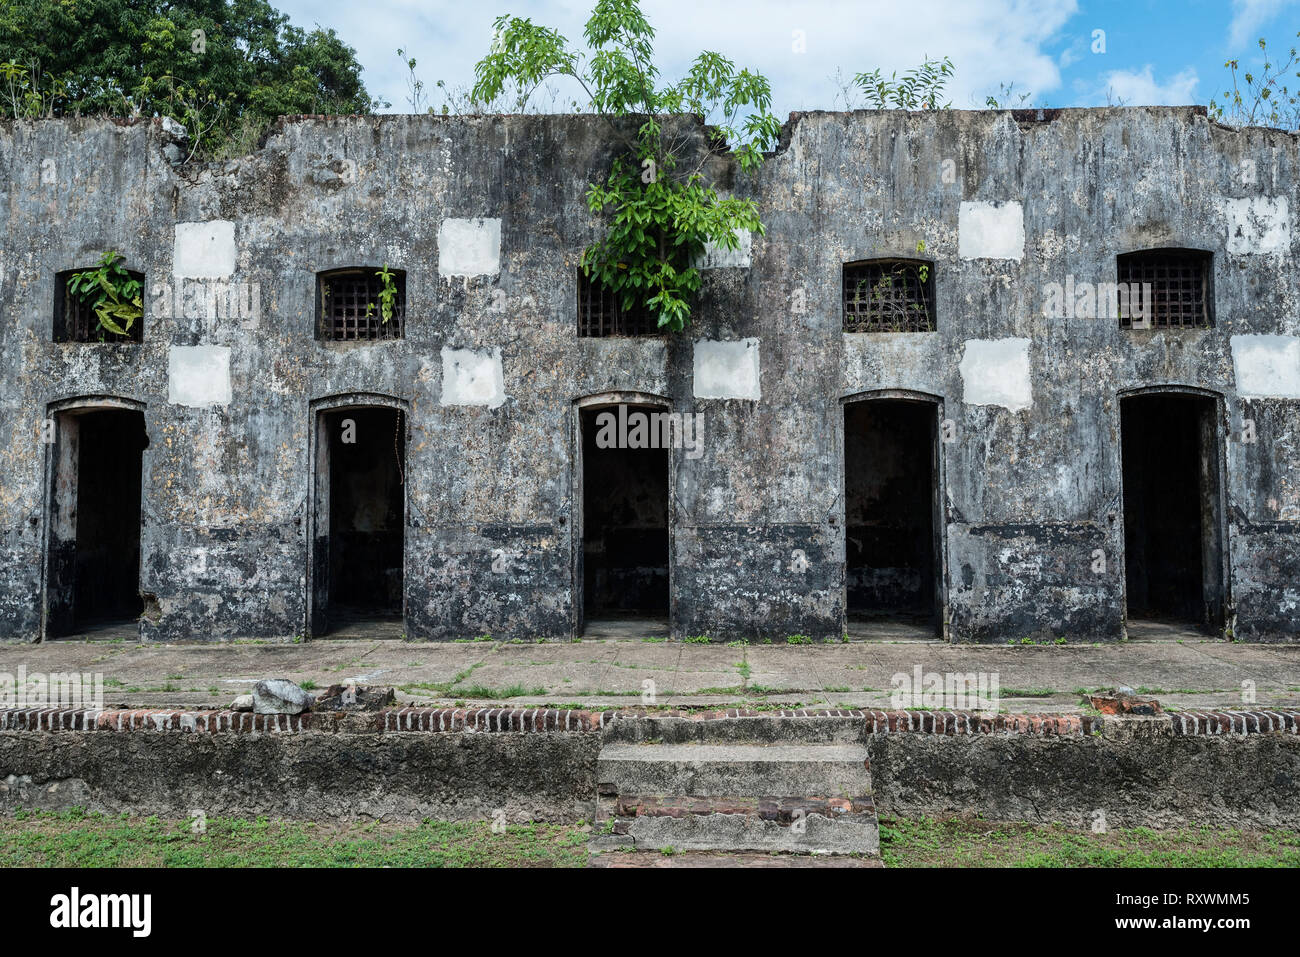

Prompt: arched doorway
[
  {"left": 309, "top": 394, "right": 408, "bottom": 638},
  {"left": 44, "top": 397, "right": 148, "bottom": 639},
  {"left": 842, "top": 390, "right": 945, "bottom": 638},
  {"left": 573, "top": 392, "right": 674, "bottom": 638},
  {"left": 1119, "top": 386, "right": 1228, "bottom": 636}
]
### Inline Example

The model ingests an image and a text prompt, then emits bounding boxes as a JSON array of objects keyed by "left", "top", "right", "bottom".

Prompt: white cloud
[
  {"left": 1228, "top": 0, "right": 1298, "bottom": 49},
  {"left": 273, "top": 0, "right": 1080, "bottom": 117},
  {"left": 1094, "top": 65, "right": 1199, "bottom": 106}
]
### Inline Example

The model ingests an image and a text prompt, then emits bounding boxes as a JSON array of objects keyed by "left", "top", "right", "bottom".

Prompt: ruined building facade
[{"left": 0, "top": 107, "right": 1297, "bottom": 643}]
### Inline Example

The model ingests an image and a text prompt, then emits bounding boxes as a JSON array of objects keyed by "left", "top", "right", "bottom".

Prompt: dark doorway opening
[
  {"left": 844, "top": 398, "right": 941, "bottom": 636},
  {"left": 580, "top": 404, "right": 670, "bottom": 634},
  {"left": 312, "top": 406, "right": 405, "bottom": 637},
  {"left": 46, "top": 407, "right": 147, "bottom": 638},
  {"left": 1121, "top": 392, "right": 1224, "bottom": 633}
]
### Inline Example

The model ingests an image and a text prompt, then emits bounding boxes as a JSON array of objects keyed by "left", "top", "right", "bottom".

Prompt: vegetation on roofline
[
  {"left": 1211, "top": 32, "right": 1300, "bottom": 130},
  {"left": 0, "top": 0, "right": 380, "bottom": 160},
  {"left": 470, "top": 0, "right": 780, "bottom": 333}
]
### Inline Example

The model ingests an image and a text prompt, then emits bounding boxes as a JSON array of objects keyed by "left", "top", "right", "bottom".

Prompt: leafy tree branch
[
  {"left": 471, "top": 0, "right": 780, "bottom": 331},
  {"left": 0, "top": 0, "right": 381, "bottom": 159}
]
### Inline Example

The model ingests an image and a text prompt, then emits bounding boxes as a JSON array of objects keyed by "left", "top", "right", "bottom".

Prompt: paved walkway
[{"left": 1, "top": 635, "right": 1296, "bottom": 714}]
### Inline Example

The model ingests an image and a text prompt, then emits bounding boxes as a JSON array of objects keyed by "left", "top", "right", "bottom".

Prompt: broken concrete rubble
[
  {"left": 314, "top": 684, "right": 395, "bottom": 712},
  {"left": 252, "top": 679, "right": 314, "bottom": 715},
  {"left": 1087, "top": 690, "right": 1164, "bottom": 716}
]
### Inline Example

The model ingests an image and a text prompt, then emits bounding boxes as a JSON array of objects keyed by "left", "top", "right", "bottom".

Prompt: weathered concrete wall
[
  {"left": 0, "top": 731, "right": 601, "bottom": 823},
  {"left": 2, "top": 708, "right": 1297, "bottom": 828},
  {"left": 867, "top": 728, "right": 1300, "bottom": 829},
  {"left": 0, "top": 107, "right": 1297, "bottom": 642}
]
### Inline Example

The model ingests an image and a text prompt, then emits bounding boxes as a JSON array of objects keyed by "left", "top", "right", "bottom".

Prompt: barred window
[
  {"left": 842, "top": 259, "right": 935, "bottom": 332},
  {"left": 577, "top": 270, "right": 661, "bottom": 337},
  {"left": 317, "top": 267, "right": 406, "bottom": 341},
  {"left": 55, "top": 267, "right": 145, "bottom": 343},
  {"left": 1116, "top": 250, "right": 1213, "bottom": 329}
]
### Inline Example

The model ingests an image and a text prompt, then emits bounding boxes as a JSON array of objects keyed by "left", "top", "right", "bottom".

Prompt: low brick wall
[
  {"left": 1, "top": 707, "right": 1297, "bottom": 828},
  {"left": 0, "top": 707, "right": 606, "bottom": 824},
  {"left": 859, "top": 708, "right": 1300, "bottom": 830},
  {"left": 0, "top": 706, "right": 612, "bottom": 734}
]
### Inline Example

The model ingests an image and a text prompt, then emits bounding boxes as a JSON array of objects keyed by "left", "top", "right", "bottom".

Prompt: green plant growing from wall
[
  {"left": 1211, "top": 33, "right": 1300, "bottom": 130},
  {"left": 853, "top": 57, "right": 954, "bottom": 109},
  {"left": 0, "top": 59, "right": 69, "bottom": 118},
  {"left": 470, "top": 0, "right": 780, "bottom": 332},
  {"left": 66, "top": 250, "right": 142, "bottom": 340},
  {"left": 136, "top": 75, "right": 236, "bottom": 163},
  {"left": 375, "top": 265, "right": 398, "bottom": 323},
  {"left": 984, "top": 81, "right": 1035, "bottom": 109}
]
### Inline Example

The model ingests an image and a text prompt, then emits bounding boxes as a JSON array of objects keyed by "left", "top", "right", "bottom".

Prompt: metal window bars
[
  {"left": 577, "top": 271, "right": 662, "bottom": 337},
  {"left": 842, "top": 260, "right": 935, "bottom": 332},
  {"left": 1116, "top": 250, "right": 1213, "bottom": 329},
  {"left": 318, "top": 269, "right": 406, "bottom": 341}
]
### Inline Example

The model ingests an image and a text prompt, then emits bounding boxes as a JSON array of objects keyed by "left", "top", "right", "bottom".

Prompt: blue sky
[{"left": 273, "top": 0, "right": 1299, "bottom": 117}]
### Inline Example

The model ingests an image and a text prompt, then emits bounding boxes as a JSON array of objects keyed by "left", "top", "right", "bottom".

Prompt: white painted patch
[
  {"left": 168, "top": 345, "right": 232, "bottom": 407},
  {"left": 1231, "top": 334, "right": 1300, "bottom": 398},
  {"left": 959, "top": 338, "right": 1033, "bottom": 412},
  {"left": 958, "top": 200, "right": 1025, "bottom": 261},
  {"left": 1221, "top": 196, "right": 1291, "bottom": 254},
  {"left": 173, "top": 221, "right": 237, "bottom": 278},
  {"left": 693, "top": 338, "right": 761, "bottom": 400},
  {"left": 440, "top": 347, "right": 506, "bottom": 408},
  {"left": 698, "top": 229, "right": 753, "bottom": 268},
  {"left": 438, "top": 218, "right": 502, "bottom": 277}
]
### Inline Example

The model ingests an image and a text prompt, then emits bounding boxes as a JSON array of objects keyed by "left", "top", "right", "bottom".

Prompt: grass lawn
[
  {"left": 880, "top": 816, "right": 1300, "bottom": 867},
  {"left": 1, "top": 809, "right": 1296, "bottom": 867},
  {"left": 0, "top": 808, "right": 588, "bottom": 868}
]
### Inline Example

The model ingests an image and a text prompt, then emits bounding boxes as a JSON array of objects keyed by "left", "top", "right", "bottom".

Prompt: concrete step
[
  {"left": 589, "top": 849, "right": 884, "bottom": 867},
  {"left": 603, "top": 715, "right": 864, "bottom": 745},
  {"left": 611, "top": 806, "right": 878, "bottom": 855},
  {"left": 592, "top": 793, "right": 878, "bottom": 856},
  {"left": 592, "top": 724, "right": 880, "bottom": 858},
  {"left": 597, "top": 742, "right": 872, "bottom": 797}
]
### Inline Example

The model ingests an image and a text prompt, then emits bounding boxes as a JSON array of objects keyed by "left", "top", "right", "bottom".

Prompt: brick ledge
[{"left": 0, "top": 706, "right": 1295, "bottom": 736}]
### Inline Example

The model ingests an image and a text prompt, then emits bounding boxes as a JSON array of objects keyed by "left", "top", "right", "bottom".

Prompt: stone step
[
  {"left": 603, "top": 715, "right": 864, "bottom": 745},
  {"left": 591, "top": 726, "right": 880, "bottom": 859},
  {"left": 613, "top": 793, "right": 876, "bottom": 821},
  {"left": 597, "top": 742, "right": 872, "bottom": 797},
  {"left": 589, "top": 849, "right": 884, "bottom": 868},
  {"left": 594, "top": 793, "right": 879, "bottom": 856}
]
